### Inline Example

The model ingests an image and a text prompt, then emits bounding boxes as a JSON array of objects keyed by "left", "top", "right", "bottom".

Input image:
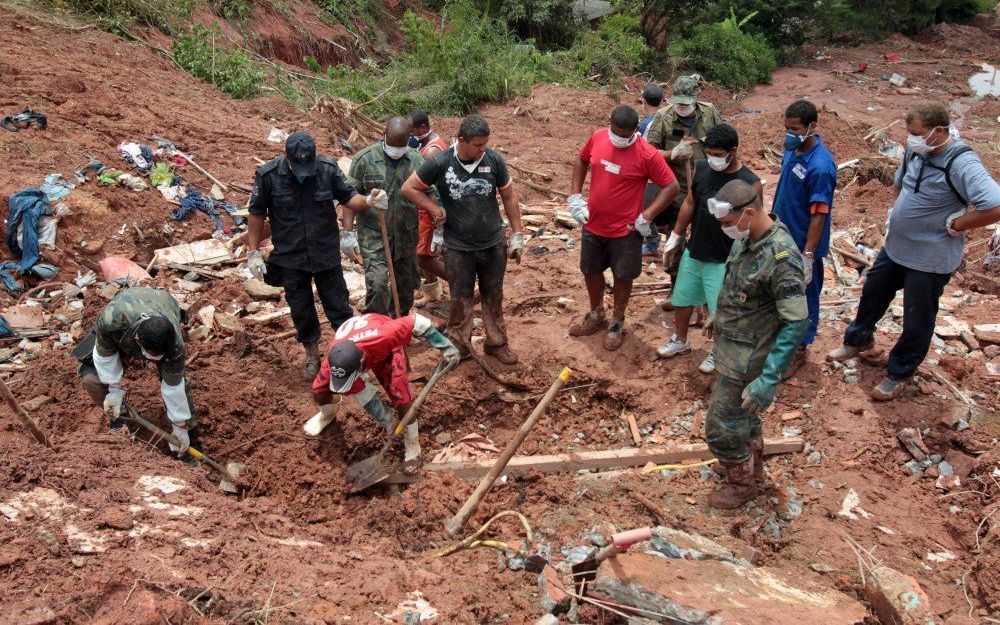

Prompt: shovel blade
[
  {"left": 219, "top": 462, "right": 245, "bottom": 494},
  {"left": 345, "top": 454, "right": 391, "bottom": 493}
]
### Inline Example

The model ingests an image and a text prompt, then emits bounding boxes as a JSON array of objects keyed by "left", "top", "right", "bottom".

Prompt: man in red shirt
[
  {"left": 568, "top": 105, "right": 679, "bottom": 350},
  {"left": 310, "top": 312, "right": 459, "bottom": 472},
  {"left": 409, "top": 109, "right": 451, "bottom": 307}
]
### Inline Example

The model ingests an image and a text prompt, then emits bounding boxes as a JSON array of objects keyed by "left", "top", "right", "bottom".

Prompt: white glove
[
  {"left": 634, "top": 214, "right": 653, "bottom": 237},
  {"left": 366, "top": 189, "right": 388, "bottom": 210},
  {"left": 169, "top": 423, "right": 190, "bottom": 457},
  {"left": 340, "top": 229, "right": 360, "bottom": 259},
  {"left": 803, "top": 258, "right": 814, "bottom": 285},
  {"left": 670, "top": 142, "right": 693, "bottom": 161},
  {"left": 509, "top": 231, "right": 525, "bottom": 264},
  {"left": 568, "top": 194, "right": 589, "bottom": 225},
  {"left": 247, "top": 249, "right": 266, "bottom": 280},
  {"left": 664, "top": 231, "right": 682, "bottom": 253},
  {"left": 431, "top": 225, "right": 444, "bottom": 253},
  {"left": 103, "top": 387, "right": 125, "bottom": 423},
  {"left": 946, "top": 209, "right": 965, "bottom": 237}
]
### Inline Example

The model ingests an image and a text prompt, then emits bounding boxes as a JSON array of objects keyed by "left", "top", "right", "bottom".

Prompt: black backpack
[{"left": 905, "top": 145, "right": 973, "bottom": 206}]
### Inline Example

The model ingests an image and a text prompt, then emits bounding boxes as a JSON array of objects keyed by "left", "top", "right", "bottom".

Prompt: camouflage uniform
[
  {"left": 347, "top": 143, "right": 424, "bottom": 316},
  {"left": 706, "top": 222, "right": 808, "bottom": 463},
  {"left": 75, "top": 287, "right": 195, "bottom": 422}
]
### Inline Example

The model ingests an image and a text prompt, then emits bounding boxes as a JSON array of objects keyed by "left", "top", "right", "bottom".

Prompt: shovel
[
  {"left": 346, "top": 358, "right": 454, "bottom": 492},
  {"left": 121, "top": 403, "right": 245, "bottom": 494}
]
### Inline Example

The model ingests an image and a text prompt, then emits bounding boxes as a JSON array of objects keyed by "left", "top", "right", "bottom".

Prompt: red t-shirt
[
  {"left": 579, "top": 129, "right": 675, "bottom": 238},
  {"left": 311, "top": 313, "right": 415, "bottom": 395}
]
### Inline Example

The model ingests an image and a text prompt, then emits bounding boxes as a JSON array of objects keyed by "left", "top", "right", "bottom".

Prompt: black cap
[
  {"left": 327, "top": 341, "right": 363, "bottom": 393},
  {"left": 285, "top": 131, "right": 317, "bottom": 179},
  {"left": 136, "top": 315, "right": 175, "bottom": 357},
  {"left": 642, "top": 84, "right": 664, "bottom": 106}
]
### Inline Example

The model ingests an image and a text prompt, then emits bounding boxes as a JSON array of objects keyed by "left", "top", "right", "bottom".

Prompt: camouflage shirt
[
  {"left": 95, "top": 287, "right": 186, "bottom": 385},
  {"left": 645, "top": 101, "right": 724, "bottom": 197},
  {"left": 347, "top": 143, "right": 424, "bottom": 258},
  {"left": 713, "top": 221, "right": 808, "bottom": 382}
]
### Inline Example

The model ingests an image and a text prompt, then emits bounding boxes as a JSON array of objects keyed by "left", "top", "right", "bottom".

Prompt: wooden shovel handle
[{"left": 0, "top": 378, "right": 50, "bottom": 448}]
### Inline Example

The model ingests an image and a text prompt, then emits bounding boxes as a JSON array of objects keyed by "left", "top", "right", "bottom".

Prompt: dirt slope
[{"left": 2, "top": 6, "right": 1000, "bottom": 624}]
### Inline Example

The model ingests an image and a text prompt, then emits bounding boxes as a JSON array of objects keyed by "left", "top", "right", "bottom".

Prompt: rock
[
  {"left": 960, "top": 330, "right": 980, "bottom": 351},
  {"left": 985, "top": 344, "right": 1000, "bottom": 358},
  {"left": 973, "top": 323, "right": 1000, "bottom": 345},
  {"left": 197, "top": 305, "right": 216, "bottom": 328},
  {"left": 214, "top": 313, "right": 244, "bottom": 335},
  {"left": 75, "top": 238, "right": 105, "bottom": 255},
  {"left": 556, "top": 297, "right": 573, "bottom": 309},
  {"left": 934, "top": 316, "right": 969, "bottom": 339},
  {"left": 538, "top": 564, "right": 571, "bottom": 615},
  {"left": 535, "top": 615, "right": 559, "bottom": 625},
  {"left": 589, "top": 552, "right": 865, "bottom": 624},
  {"left": 3, "top": 600, "right": 57, "bottom": 625},
  {"left": 21, "top": 395, "right": 52, "bottom": 412},
  {"left": 935, "top": 474, "right": 961, "bottom": 491},
  {"left": 244, "top": 278, "right": 283, "bottom": 300},
  {"left": 4, "top": 305, "right": 45, "bottom": 329},
  {"left": 173, "top": 279, "right": 204, "bottom": 293},
  {"left": 780, "top": 410, "right": 803, "bottom": 421},
  {"left": 865, "top": 566, "right": 934, "bottom": 625},
  {"left": 98, "top": 283, "right": 120, "bottom": 300},
  {"left": 898, "top": 428, "right": 929, "bottom": 462},
  {"left": 434, "top": 432, "right": 452, "bottom": 445},
  {"left": 188, "top": 326, "right": 210, "bottom": 341},
  {"left": 945, "top": 450, "right": 976, "bottom": 479},
  {"left": 99, "top": 508, "right": 133, "bottom": 530},
  {"left": 810, "top": 562, "right": 835, "bottom": 573},
  {"left": 738, "top": 546, "right": 763, "bottom": 565},
  {"left": 648, "top": 527, "right": 739, "bottom": 563}
]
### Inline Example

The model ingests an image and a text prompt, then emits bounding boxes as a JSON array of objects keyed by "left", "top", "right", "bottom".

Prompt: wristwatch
[{"left": 803, "top": 251, "right": 816, "bottom": 259}]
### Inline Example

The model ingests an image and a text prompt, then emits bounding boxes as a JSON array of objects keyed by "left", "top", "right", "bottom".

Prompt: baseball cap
[
  {"left": 672, "top": 75, "right": 700, "bottom": 105},
  {"left": 327, "top": 341, "right": 363, "bottom": 393},
  {"left": 285, "top": 131, "right": 317, "bottom": 179}
]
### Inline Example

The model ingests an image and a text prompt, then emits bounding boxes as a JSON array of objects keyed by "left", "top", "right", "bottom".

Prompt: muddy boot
[
  {"left": 826, "top": 340, "right": 874, "bottom": 363},
  {"left": 485, "top": 344, "right": 518, "bottom": 365},
  {"left": 414, "top": 279, "right": 444, "bottom": 308},
  {"left": 870, "top": 376, "right": 909, "bottom": 401},
  {"left": 709, "top": 457, "right": 759, "bottom": 510},
  {"left": 569, "top": 309, "right": 607, "bottom": 337},
  {"left": 303, "top": 341, "right": 322, "bottom": 380},
  {"left": 603, "top": 319, "right": 625, "bottom": 351},
  {"left": 747, "top": 436, "right": 765, "bottom": 481}
]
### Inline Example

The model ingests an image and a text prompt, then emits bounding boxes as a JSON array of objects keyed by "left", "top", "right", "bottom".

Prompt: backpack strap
[{"left": 909, "top": 145, "right": 973, "bottom": 205}]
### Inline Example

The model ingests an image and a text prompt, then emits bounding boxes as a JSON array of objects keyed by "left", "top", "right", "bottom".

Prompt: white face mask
[
  {"left": 707, "top": 153, "right": 731, "bottom": 172},
  {"left": 412, "top": 128, "right": 432, "bottom": 141},
  {"left": 383, "top": 140, "right": 407, "bottom": 160},
  {"left": 906, "top": 127, "right": 947, "bottom": 155},
  {"left": 139, "top": 345, "right": 164, "bottom": 361},
  {"left": 608, "top": 128, "right": 637, "bottom": 149},
  {"left": 675, "top": 104, "right": 695, "bottom": 117},
  {"left": 721, "top": 211, "right": 750, "bottom": 241}
]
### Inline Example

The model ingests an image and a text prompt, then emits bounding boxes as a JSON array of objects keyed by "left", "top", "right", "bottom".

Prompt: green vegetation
[
  {"left": 211, "top": 0, "right": 254, "bottom": 21},
  {"left": 556, "top": 13, "right": 650, "bottom": 85},
  {"left": 47, "top": 0, "right": 197, "bottom": 33},
  {"left": 671, "top": 10, "right": 778, "bottom": 92},
  {"left": 172, "top": 24, "right": 266, "bottom": 99}
]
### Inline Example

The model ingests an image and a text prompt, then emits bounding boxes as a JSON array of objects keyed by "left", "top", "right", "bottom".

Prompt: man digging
[{"left": 310, "top": 312, "right": 460, "bottom": 473}]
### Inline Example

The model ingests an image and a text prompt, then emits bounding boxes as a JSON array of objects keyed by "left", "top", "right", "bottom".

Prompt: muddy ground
[{"left": 1, "top": 5, "right": 1000, "bottom": 624}]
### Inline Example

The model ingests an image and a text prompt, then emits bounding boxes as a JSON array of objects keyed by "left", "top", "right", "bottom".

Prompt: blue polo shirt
[{"left": 772, "top": 135, "right": 837, "bottom": 258}]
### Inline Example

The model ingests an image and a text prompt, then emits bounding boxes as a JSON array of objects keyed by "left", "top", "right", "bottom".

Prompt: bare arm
[
  {"left": 642, "top": 180, "right": 679, "bottom": 222},
  {"left": 672, "top": 192, "right": 695, "bottom": 236},
  {"left": 804, "top": 212, "right": 826, "bottom": 256},
  {"left": 343, "top": 207, "right": 356, "bottom": 231},
  {"left": 499, "top": 183, "right": 523, "bottom": 232},
  {"left": 248, "top": 214, "right": 266, "bottom": 251},
  {"left": 402, "top": 173, "right": 445, "bottom": 222},
  {"left": 954, "top": 205, "right": 1000, "bottom": 232},
  {"left": 570, "top": 156, "right": 589, "bottom": 195}
]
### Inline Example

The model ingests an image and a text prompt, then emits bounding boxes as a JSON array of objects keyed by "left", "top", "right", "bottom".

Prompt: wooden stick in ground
[
  {"left": 0, "top": 377, "right": 51, "bottom": 448},
  {"left": 520, "top": 178, "right": 570, "bottom": 198},
  {"left": 831, "top": 244, "right": 873, "bottom": 268},
  {"left": 444, "top": 367, "right": 572, "bottom": 536},
  {"left": 375, "top": 208, "right": 402, "bottom": 318}
]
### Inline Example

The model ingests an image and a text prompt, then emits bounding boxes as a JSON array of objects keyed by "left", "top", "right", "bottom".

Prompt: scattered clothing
[
  {"left": 117, "top": 142, "right": 155, "bottom": 173},
  {"left": 150, "top": 163, "right": 175, "bottom": 188},
  {"left": 6, "top": 189, "right": 51, "bottom": 273},
  {"left": 41, "top": 173, "right": 74, "bottom": 203},
  {"left": 1, "top": 109, "right": 46, "bottom": 132},
  {"left": 172, "top": 189, "right": 245, "bottom": 232},
  {"left": 0, "top": 316, "right": 14, "bottom": 337}
]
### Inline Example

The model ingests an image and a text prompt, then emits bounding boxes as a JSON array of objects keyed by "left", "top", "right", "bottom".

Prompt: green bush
[
  {"left": 211, "top": 0, "right": 254, "bottom": 21},
  {"left": 556, "top": 13, "right": 650, "bottom": 85},
  {"left": 47, "top": 0, "right": 197, "bottom": 33},
  {"left": 172, "top": 25, "right": 266, "bottom": 99},
  {"left": 671, "top": 11, "right": 777, "bottom": 92}
]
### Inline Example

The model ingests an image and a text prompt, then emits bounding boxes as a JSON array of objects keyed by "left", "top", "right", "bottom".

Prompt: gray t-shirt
[{"left": 885, "top": 140, "right": 1000, "bottom": 274}]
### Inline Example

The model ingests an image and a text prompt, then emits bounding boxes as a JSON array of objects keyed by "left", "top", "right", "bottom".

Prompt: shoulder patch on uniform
[
  {"left": 257, "top": 158, "right": 280, "bottom": 174},
  {"left": 780, "top": 281, "right": 805, "bottom": 298},
  {"left": 774, "top": 250, "right": 790, "bottom": 260}
]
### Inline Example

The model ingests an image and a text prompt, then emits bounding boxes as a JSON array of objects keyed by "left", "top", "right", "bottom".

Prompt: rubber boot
[
  {"left": 747, "top": 435, "right": 765, "bottom": 481},
  {"left": 709, "top": 457, "right": 759, "bottom": 510},
  {"left": 303, "top": 341, "right": 322, "bottom": 380},
  {"left": 414, "top": 279, "right": 444, "bottom": 308}
]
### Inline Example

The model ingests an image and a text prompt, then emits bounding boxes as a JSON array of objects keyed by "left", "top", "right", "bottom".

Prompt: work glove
[
  {"left": 422, "top": 325, "right": 459, "bottom": 366},
  {"left": 945, "top": 209, "right": 966, "bottom": 237},
  {"left": 247, "top": 249, "right": 266, "bottom": 280},
  {"left": 169, "top": 422, "right": 191, "bottom": 457},
  {"left": 634, "top": 214, "right": 653, "bottom": 238},
  {"left": 509, "top": 231, "right": 525, "bottom": 265},
  {"left": 740, "top": 319, "right": 809, "bottom": 414},
  {"left": 366, "top": 188, "right": 389, "bottom": 211},
  {"left": 103, "top": 386, "right": 126, "bottom": 424},
  {"left": 431, "top": 225, "right": 444, "bottom": 254},
  {"left": 670, "top": 142, "right": 693, "bottom": 161},
  {"left": 803, "top": 258, "right": 814, "bottom": 285},
  {"left": 362, "top": 395, "right": 393, "bottom": 432},
  {"left": 662, "top": 231, "right": 683, "bottom": 268},
  {"left": 340, "top": 229, "right": 361, "bottom": 263},
  {"left": 568, "top": 194, "right": 589, "bottom": 226}
]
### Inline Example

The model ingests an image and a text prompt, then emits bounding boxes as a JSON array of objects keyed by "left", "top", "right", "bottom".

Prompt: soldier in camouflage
[
  {"left": 703, "top": 180, "right": 809, "bottom": 509},
  {"left": 645, "top": 75, "right": 725, "bottom": 306},
  {"left": 342, "top": 117, "right": 424, "bottom": 316},
  {"left": 74, "top": 287, "right": 197, "bottom": 456}
]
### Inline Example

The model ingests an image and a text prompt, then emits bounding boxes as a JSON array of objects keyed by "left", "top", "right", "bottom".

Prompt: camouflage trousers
[
  {"left": 361, "top": 240, "right": 420, "bottom": 317},
  {"left": 705, "top": 374, "right": 761, "bottom": 463}
]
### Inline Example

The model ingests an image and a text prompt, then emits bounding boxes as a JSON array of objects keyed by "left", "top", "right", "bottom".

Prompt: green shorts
[{"left": 670, "top": 249, "right": 727, "bottom": 315}]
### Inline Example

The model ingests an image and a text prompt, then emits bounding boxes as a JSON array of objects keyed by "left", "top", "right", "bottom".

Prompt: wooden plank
[
  {"left": 165, "top": 262, "right": 229, "bottom": 279},
  {"left": 152, "top": 239, "right": 233, "bottom": 267},
  {"left": 384, "top": 437, "right": 803, "bottom": 484},
  {"left": 622, "top": 411, "right": 641, "bottom": 446}
]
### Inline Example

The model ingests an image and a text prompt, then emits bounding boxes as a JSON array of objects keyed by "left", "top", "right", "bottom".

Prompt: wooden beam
[
  {"left": 165, "top": 263, "right": 230, "bottom": 279},
  {"left": 385, "top": 437, "right": 802, "bottom": 484}
]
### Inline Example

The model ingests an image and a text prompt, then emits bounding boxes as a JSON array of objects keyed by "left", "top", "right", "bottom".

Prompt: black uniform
[{"left": 249, "top": 155, "right": 357, "bottom": 344}]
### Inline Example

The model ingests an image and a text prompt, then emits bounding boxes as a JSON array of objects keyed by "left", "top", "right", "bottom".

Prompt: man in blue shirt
[
  {"left": 638, "top": 84, "right": 664, "bottom": 139},
  {"left": 829, "top": 101, "right": 1000, "bottom": 400},
  {"left": 771, "top": 100, "right": 837, "bottom": 378}
]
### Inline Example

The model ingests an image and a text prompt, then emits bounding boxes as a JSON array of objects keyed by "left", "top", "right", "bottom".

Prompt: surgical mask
[
  {"left": 906, "top": 127, "right": 947, "bottom": 155},
  {"left": 608, "top": 128, "right": 637, "bottom": 149},
  {"left": 139, "top": 345, "right": 164, "bottom": 361},
  {"left": 721, "top": 211, "right": 750, "bottom": 241},
  {"left": 707, "top": 153, "right": 731, "bottom": 172},
  {"left": 412, "top": 129, "right": 432, "bottom": 141},
  {"left": 783, "top": 126, "right": 814, "bottom": 151},
  {"left": 674, "top": 104, "right": 695, "bottom": 117},
  {"left": 383, "top": 140, "right": 407, "bottom": 160}
]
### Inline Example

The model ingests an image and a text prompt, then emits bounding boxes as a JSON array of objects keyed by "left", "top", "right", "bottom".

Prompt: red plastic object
[
  {"left": 99, "top": 256, "right": 151, "bottom": 283},
  {"left": 611, "top": 527, "right": 653, "bottom": 550},
  {"left": 884, "top": 53, "right": 901, "bottom": 62},
  {"left": 855, "top": 62, "right": 868, "bottom": 73}
]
